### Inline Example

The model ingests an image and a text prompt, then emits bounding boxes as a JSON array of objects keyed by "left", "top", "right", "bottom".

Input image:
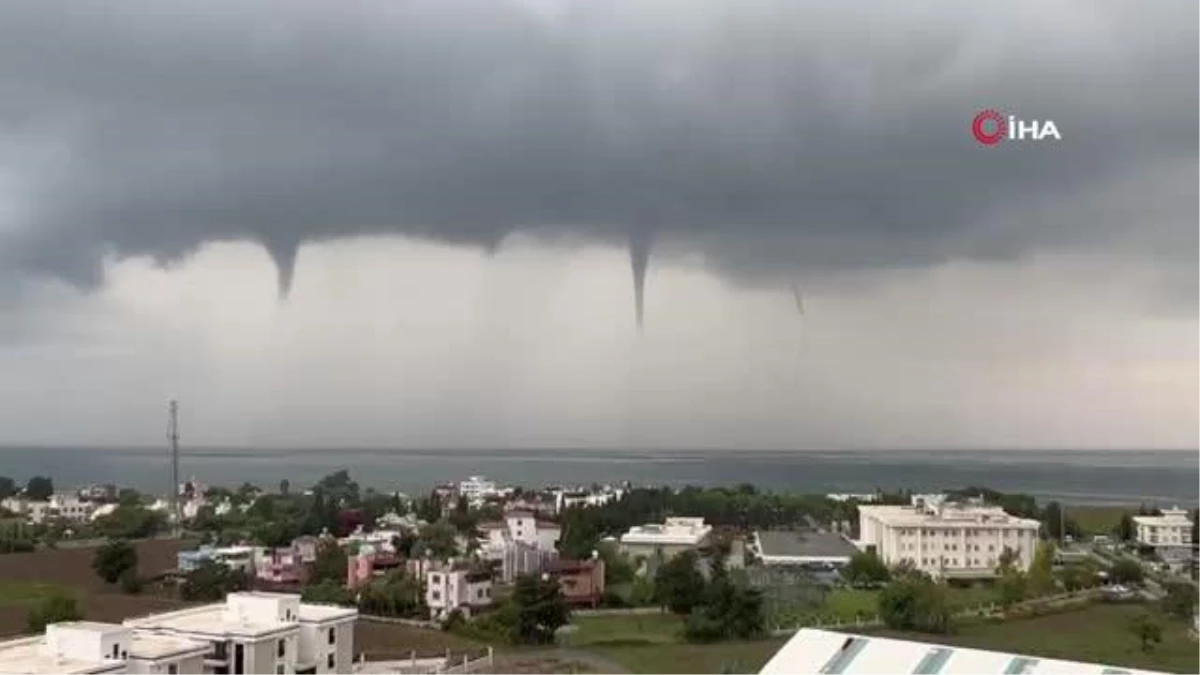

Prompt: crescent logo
[{"left": 972, "top": 109, "right": 1007, "bottom": 146}]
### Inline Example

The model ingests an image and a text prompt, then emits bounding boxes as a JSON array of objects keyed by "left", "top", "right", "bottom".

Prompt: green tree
[
  {"left": 842, "top": 551, "right": 891, "bottom": 588},
  {"left": 92, "top": 539, "right": 138, "bottom": 584},
  {"left": 654, "top": 550, "right": 707, "bottom": 615},
  {"left": 879, "top": 577, "right": 952, "bottom": 634},
  {"left": 1027, "top": 541, "right": 1056, "bottom": 596},
  {"left": 302, "top": 579, "right": 355, "bottom": 606},
  {"left": 0, "top": 476, "right": 16, "bottom": 500},
  {"left": 310, "top": 538, "right": 349, "bottom": 584},
  {"left": 358, "top": 570, "right": 424, "bottom": 618},
  {"left": 1057, "top": 564, "right": 1096, "bottom": 592},
  {"left": 117, "top": 489, "right": 143, "bottom": 507},
  {"left": 416, "top": 521, "right": 460, "bottom": 560},
  {"left": 1130, "top": 613, "right": 1162, "bottom": 653},
  {"left": 1109, "top": 559, "right": 1145, "bottom": 585},
  {"left": 996, "top": 547, "right": 1019, "bottom": 575},
  {"left": 24, "top": 476, "right": 53, "bottom": 501},
  {"left": 1161, "top": 582, "right": 1199, "bottom": 620},
  {"left": 27, "top": 592, "right": 82, "bottom": 632},
  {"left": 683, "top": 556, "right": 765, "bottom": 643},
  {"left": 597, "top": 543, "right": 635, "bottom": 586},
  {"left": 1040, "top": 502, "right": 1080, "bottom": 541},
  {"left": 119, "top": 569, "right": 143, "bottom": 595},
  {"left": 510, "top": 573, "right": 571, "bottom": 645},
  {"left": 1114, "top": 513, "right": 1136, "bottom": 542},
  {"left": 996, "top": 570, "right": 1028, "bottom": 608},
  {"left": 95, "top": 506, "right": 165, "bottom": 539},
  {"left": 279, "top": 479, "right": 290, "bottom": 496},
  {"left": 181, "top": 561, "right": 249, "bottom": 601}
]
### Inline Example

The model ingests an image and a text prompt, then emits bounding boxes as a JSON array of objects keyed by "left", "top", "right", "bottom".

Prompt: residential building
[
  {"left": 255, "top": 547, "right": 310, "bottom": 586},
  {"left": 759, "top": 628, "right": 1167, "bottom": 674},
  {"left": 619, "top": 517, "right": 712, "bottom": 562},
  {"left": 125, "top": 592, "right": 357, "bottom": 675},
  {"left": 457, "top": 476, "right": 502, "bottom": 506},
  {"left": 752, "top": 530, "right": 860, "bottom": 568},
  {"left": 552, "top": 485, "right": 624, "bottom": 513},
  {"left": 1132, "top": 506, "right": 1190, "bottom": 564},
  {"left": 176, "top": 546, "right": 256, "bottom": 575},
  {"left": 856, "top": 499, "right": 1040, "bottom": 578},
  {"left": 0, "top": 621, "right": 211, "bottom": 675},
  {"left": 500, "top": 510, "right": 560, "bottom": 550},
  {"left": 346, "top": 546, "right": 405, "bottom": 590},
  {"left": 1, "top": 493, "right": 96, "bottom": 524},
  {"left": 425, "top": 566, "right": 493, "bottom": 621},
  {"left": 826, "top": 493, "right": 880, "bottom": 503},
  {"left": 498, "top": 541, "right": 558, "bottom": 584},
  {"left": 548, "top": 558, "right": 605, "bottom": 607}
]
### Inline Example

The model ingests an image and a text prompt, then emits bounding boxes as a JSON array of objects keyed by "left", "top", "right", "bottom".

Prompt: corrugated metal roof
[{"left": 759, "top": 630, "right": 1169, "bottom": 675}]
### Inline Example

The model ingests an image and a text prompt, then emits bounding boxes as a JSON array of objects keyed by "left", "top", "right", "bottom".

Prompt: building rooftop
[
  {"left": 125, "top": 604, "right": 287, "bottom": 638},
  {"left": 620, "top": 518, "right": 711, "bottom": 546},
  {"left": 756, "top": 530, "right": 860, "bottom": 562},
  {"left": 760, "top": 629, "right": 1166, "bottom": 675},
  {"left": 858, "top": 504, "right": 1040, "bottom": 529},
  {"left": 0, "top": 636, "right": 123, "bottom": 675},
  {"left": 297, "top": 603, "right": 359, "bottom": 623},
  {"left": 129, "top": 633, "right": 210, "bottom": 660},
  {"left": 1133, "top": 508, "right": 1192, "bottom": 527}
]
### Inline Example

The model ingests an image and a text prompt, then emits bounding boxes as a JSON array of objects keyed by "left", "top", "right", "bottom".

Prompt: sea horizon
[{"left": 0, "top": 445, "right": 1195, "bottom": 507}]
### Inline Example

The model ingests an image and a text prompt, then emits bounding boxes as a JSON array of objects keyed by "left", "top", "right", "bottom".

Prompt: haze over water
[{"left": 0, "top": 447, "right": 1195, "bottom": 507}]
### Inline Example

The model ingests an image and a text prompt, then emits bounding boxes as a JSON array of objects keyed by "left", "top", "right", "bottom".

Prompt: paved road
[{"left": 497, "top": 648, "right": 632, "bottom": 674}]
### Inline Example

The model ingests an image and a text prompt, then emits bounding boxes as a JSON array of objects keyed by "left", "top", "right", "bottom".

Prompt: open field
[
  {"left": 1070, "top": 505, "right": 1134, "bottom": 536},
  {"left": 0, "top": 539, "right": 193, "bottom": 637},
  {"left": 354, "top": 619, "right": 485, "bottom": 660},
  {"left": 590, "top": 639, "right": 787, "bottom": 674},
  {"left": 866, "top": 602, "right": 1199, "bottom": 674}
]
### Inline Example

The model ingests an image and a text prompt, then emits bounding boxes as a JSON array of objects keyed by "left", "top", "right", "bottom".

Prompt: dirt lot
[{"left": 0, "top": 538, "right": 193, "bottom": 637}]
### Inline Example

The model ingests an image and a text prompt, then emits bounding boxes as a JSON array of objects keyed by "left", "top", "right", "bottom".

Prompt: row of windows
[
  {"left": 900, "top": 543, "right": 998, "bottom": 553},
  {"left": 897, "top": 528, "right": 1028, "bottom": 537}
]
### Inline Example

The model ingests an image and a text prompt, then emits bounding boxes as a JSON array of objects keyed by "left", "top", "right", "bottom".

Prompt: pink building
[{"left": 347, "top": 550, "right": 405, "bottom": 589}]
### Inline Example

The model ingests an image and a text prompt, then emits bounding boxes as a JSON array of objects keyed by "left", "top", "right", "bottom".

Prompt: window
[
  {"left": 168, "top": 666, "right": 179, "bottom": 675},
  {"left": 328, "top": 628, "right": 336, "bottom": 645},
  {"left": 112, "top": 645, "right": 120, "bottom": 659},
  {"left": 431, "top": 574, "right": 441, "bottom": 584},
  {"left": 431, "top": 590, "right": 441, "bottom": 601},
  {"left": 278, "top": 639, "right": 286, "bottom": 658},
  {"left": 327, "top": 655, "right": 336, "bottom": 669},
  {"left": 276, "top": 667, "right": 285, "bottom": 675}
]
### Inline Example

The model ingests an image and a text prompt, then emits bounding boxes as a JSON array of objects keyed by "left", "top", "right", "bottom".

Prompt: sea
[{"left": 0, "top": 447, "right": 1196, "bottom": 507}]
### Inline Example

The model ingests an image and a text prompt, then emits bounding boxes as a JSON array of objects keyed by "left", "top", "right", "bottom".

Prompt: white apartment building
[
  {"left": 0, "top": 621, "right": 210, "bottom": 675},
  {"left": 1134, "top": 507, "right": 1194, "bottom": 550},
  {"left": 619, "top": 517, "right": 712, "bottom": 562},
  {"left": 124, "top": 592, "right": 357, "bottom": 675},
  {"left": 857, "top": 500, "right": 1040, "bottom": 578},
  {"left": 503, "top": 511, "right": 560, "bottom": 551},
  {"left": 1132, "top": 506, "right": 1190, "bottom": 564},
  {"left": 1, "top": 494, "right": 96, "bottom": 524},
  {"left": 457, "top": 476, "right": 501, "bottom": 506},
  {"left": 426, "top": 567, "right": 493, "bottom": 620}
]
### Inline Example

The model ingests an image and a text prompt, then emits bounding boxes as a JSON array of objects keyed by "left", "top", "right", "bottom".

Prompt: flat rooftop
[
  {"left": 757, "top": 530, "right": 859, "bottom": 561},
  {"left": 0, "top": 637, "right": 123, "bottom": 675},
  {"left": 124, "top": 605, "right": 291, "bottom": 638},
  {"left": 760, "top": 629, "right": 1167, "bottom": 675},
  {"left": 130, "top": 634, "right": 211, "bottom": 660},
  {"left": 859, "top": 504, "right": 1040, "bottom": 528}
]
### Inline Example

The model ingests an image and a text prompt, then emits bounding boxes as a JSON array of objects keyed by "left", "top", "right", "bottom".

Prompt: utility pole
[{"left": 168, "top": 399, "right": 180, "bottom": 538}]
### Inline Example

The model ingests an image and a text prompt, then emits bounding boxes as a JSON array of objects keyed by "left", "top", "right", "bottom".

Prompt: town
[{"left": 0, "top": 472, "right": 1196, "bottom": 674}]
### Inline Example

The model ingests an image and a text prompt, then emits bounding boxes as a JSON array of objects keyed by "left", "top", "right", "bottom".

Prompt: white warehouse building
[{"left": 856, "top": 499, "right": 1040, "bottom": 578}]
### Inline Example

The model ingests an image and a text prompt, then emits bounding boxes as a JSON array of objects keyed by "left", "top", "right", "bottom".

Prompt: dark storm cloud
[{"left": 0, "top": 0, "right": 1195, "bottom": 317}]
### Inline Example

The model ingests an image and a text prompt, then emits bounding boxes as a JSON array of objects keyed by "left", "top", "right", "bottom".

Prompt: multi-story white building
[
  {"left": 0, "top": 621, "right": 211, "bottom": 675},
  {"left": 425, "top": 566, "right": 493, "bottom": 620},
  {"left": 1, "top": 493, "right": 96, "bottom": 524},
  {"left": 124, "top": 592, "right": 357, "bottom": 675},
  {"left": 857, "top": 500, "right": 1040, "bottom": 578},
  {"left": 502, "top": 511, "right": 560, "bottom": 551},
  {"left": 1132, "top": 502, "right": 1190, "bottom": 564},
  {"left": 619, "top": 517, "right": 712, "bottom": 562},
  {"left": 457, "top": 476, "right": 502, "bottom": 506}
]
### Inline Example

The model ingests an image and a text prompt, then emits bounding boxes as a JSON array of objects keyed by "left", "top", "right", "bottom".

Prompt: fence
[
  {"left": 766, "top": 589, "right": 1096, "bottom": 636},
  {"left": 354, "top": 648, "right": 493, "bottom": 674}
]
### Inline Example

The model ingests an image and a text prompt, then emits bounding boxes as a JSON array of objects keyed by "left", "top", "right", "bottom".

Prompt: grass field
[
  {"left": 0, "top": 581, "right": 73, "bottom": 607},
  {"left": 868, "top": 602, "right": 1199, "bottom": 674},
  {"left": 591, "top": 639, "right": 787, "bottom": 674},
  {"left": 1069, "top": 505, "right": 1134, "bottom": 536}
]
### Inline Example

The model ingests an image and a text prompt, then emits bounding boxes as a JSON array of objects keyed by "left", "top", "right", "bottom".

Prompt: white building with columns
[
  {"left": 1134, "top": 507, "right": 1193, "bottom": 550},
  {"left": 856, "top": 499, "right": 1041, "bottom": 578}
]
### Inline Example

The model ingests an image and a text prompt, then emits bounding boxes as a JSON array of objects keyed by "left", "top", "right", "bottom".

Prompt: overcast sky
[{"left": 0, "top": 0, "right": 1195, "bottom": 450}]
